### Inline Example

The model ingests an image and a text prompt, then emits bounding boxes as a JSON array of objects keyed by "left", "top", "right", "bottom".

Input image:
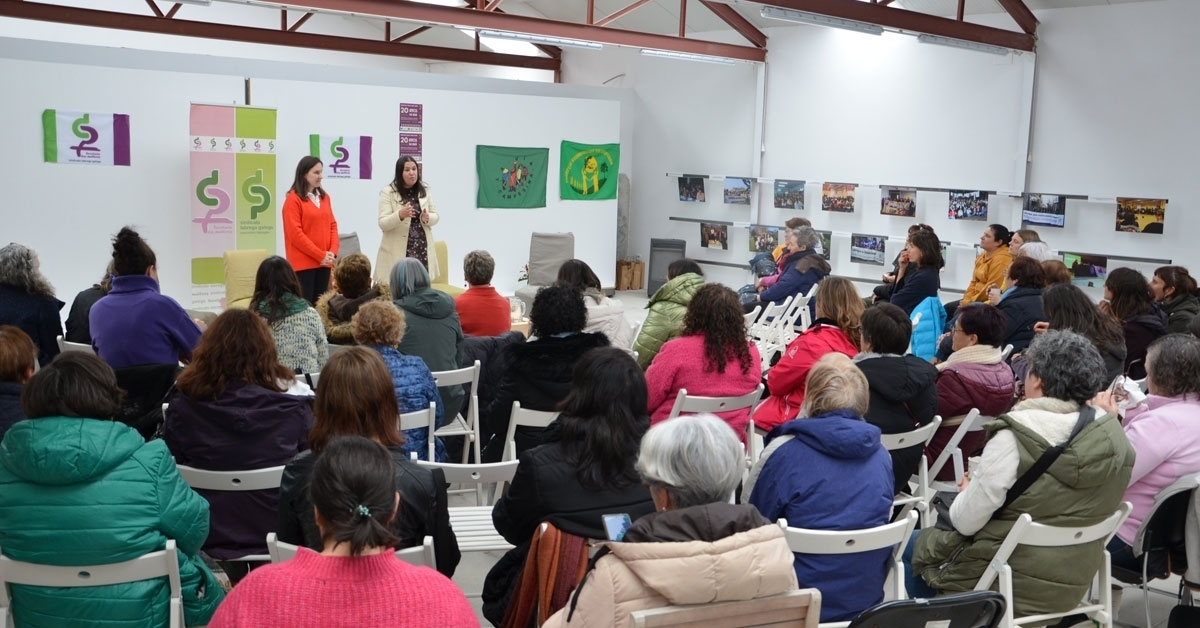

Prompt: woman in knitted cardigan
[{"left": 251, "top": 256, "right": 328, "bottom": 374}]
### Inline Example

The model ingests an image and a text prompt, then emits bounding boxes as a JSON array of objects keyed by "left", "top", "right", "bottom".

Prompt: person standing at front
[
  {"left": 376, "top": 156, "right": 439, "bottom": 284},
  {"left": 282, "top": 156, "right": 339, "bottom": 304}
]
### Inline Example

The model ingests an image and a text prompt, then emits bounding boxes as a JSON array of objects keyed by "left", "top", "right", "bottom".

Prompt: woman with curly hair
[
  {"left": 1103, "top": 267, "right": 1168, "bottom": 380},
  {"left": 756, "top": 276, "right": 863, "bottom": 432},
  {"left": 645, "top": 284, "right": 761, "bottom": 442},
  {"left": 250, "top": 256, "right": 329, "bottom": 374},
  {"left": 163, "top": 309, "right": 314, "bottom": 583},
  {"left": 0, "top": 243, "right": 63, "bottom": 367},
  {"left": 316, "top": 253, "right": 390, "bottom": 345}
]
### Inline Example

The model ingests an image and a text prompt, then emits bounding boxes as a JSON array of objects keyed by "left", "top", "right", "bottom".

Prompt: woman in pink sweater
[
  {"left": 208, "top": 436, "right": 477, "bottom": 628},
  {"left": 646, "top": 285, "right": 761, "bottom": 442}
]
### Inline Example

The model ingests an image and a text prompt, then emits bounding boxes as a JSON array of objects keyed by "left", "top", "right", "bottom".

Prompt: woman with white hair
[
  {"left": 390, "top": 257, "right": 464, "bottom": 421},
  {"left": 0, "top": 243, "right": 63, "bottom": 367},
  {"left": 745, "top": 353, "right": 894, "bottom": 623},
  {"left": 542, "top": 413, "right": 798, "bottom": 628}
]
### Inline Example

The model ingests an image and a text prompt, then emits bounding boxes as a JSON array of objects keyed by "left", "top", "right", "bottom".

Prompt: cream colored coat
[
  {"left": 541, "top": 524, "right": 798, "bottom": 628},
  {"left": 375, "top": 183, "right": 440, "bottom": 283}
]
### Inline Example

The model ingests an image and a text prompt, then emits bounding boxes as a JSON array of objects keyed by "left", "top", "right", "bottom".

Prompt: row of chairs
[{"left": 747, "top": 285, "right": 819, "bottom": 372}]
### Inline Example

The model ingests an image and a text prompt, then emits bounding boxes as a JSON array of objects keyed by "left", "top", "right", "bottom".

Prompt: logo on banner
[
  {"left": 308, "top": 135, "right": 371, "bottom": 179},
  {"left": 70, "top": 114, "right": 100, "bottom": 158},
  {"left": 329, "top": 137, "right": 351, "bottom": 175},
  {"left": 193, "top": 170, "right": 233, "bottom": 233},
  {"left": 243, "top": 169, "right": 272, "bottom": 220}
]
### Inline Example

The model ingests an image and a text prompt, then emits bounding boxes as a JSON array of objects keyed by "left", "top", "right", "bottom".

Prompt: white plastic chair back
[
  {"left": 399, "top": 402, "right": 437, "bottom": 462},
  {"left": 503, "top": 401, "right": 558, "bottom": 462},
  {"left": 431, "top": 361, "right": 482, "bottom": 464}
]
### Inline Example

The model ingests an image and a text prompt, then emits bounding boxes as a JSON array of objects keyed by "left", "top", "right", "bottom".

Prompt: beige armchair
[
  {"left": 223, "top": 249, "right": 270, "bottom": 309},
  {"left": 430, "top": 240, "right": 464, "bottom": 297},
  {"left": 514, "top": 232, "right": 575, "bottom": 310}
]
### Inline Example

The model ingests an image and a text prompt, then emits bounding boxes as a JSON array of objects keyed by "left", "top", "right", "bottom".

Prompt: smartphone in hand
[{"left": 602, "top": 513, "right": 633, "bottom": 542}]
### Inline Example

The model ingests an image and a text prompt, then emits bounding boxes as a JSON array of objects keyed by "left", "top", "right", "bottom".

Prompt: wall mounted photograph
[
  {"left": 1115, "top": 197, "right": 1166, "bottom": 234},
  {"left": 1023, "top": 193, "right": 1066, "bottom": 228},
  {"left": 750, "top": 225, "right": 780, "bottom": 253},
  {"left": 700, "top": 223, "right": 729, "bottom": 250},
  {"left": 880, "top": 186, "right": 917, "bottom": 217},
  {"left": 816, "top": 230, "right": 832, "bottom": 261},
  {"left": 1062, "top": 252, "right": 1108, "bottom": 288},
  {"left": 822, "top": 183, "right": 856, "bottom": 213},
  {"left": 678, "top": 176, "right": 706, "bottom": 202},
  {"left": 948, "top": 189, "right": 988, "bottom": 221},
  {"left": 724, "top": 177, "right": 753, "bottom": 205},
  {"left": 850, "top": 233, "right": 887, "bottom": 266},
  {"left": 774, "top": 179, "right": 805, "bottom": 210}
]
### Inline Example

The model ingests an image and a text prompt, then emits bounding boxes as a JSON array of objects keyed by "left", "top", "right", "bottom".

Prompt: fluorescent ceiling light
[
  {"left": 640, "top": 49, "right": 736, "bottom": 66},
  {"left": 173, "top": 0, "right": 212, "bottom": 5},
  {"left": 476, "top": 30, "right": 601, "bottom": 50},
  {"left": 917, "top": 33, "right": 1010, "bottom": 56},
  {"left": 760, "top": 6, "right": 883, "bottom": 36}
]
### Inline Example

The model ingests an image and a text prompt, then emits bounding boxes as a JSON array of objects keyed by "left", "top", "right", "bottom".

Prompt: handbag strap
[{"left": 993, "top": 404, "right": 1096, "bottom": 518}]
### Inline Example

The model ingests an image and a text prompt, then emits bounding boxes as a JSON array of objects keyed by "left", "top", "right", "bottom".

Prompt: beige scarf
[{"left": 936, "top": 343, "right": 1003, "bottom": 372}]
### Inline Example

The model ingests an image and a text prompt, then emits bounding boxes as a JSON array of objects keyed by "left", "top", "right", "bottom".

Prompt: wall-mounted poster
[
  {"left": 815, "top": 229, "right": 832, "bottom": 261},
  {"left": 724, "top": 178, "right": 752, "bottom": 205},
  {"left": 822, "top": 183, "right": 856, "bottom": 213},
  {"left": 880, "top": 186, "right": 917, "bottom": 217},
  {"left": 1062, "top": 252, "right": 1108, "bottom": 288},
  {"left": 476, "top": 145, "right": 549, "bottom": 209},
  {"left": 1116, "top": 198, "right": 1166, "bottom": 234},
  {"left": 774, "top": 180, "right": 805, "bottom": 210},
  {"left": 42, "top": 109, "right": 131, "bottom": 166},
  {"left": 750, "top": 225, "right": 779, "bottom": 253},
  {"left": 948, "top": 190, "right": 988, "bottom": 221},
  {"left": 560, "top": 140, "right": 619, "bottom": 200},
  {"left": 678, "top": 176, "right": 705, "bottom": 202},
  {"left": 700, "top": 223, "right": 728, "bottom": 250},
  {"left": 1023, "top": 194, "right": 1066, "bottom": 228},
  {"left": 850, "top": 233, "right": 887, "bottom": 266},
  {"left": 308, "top": 135, "right": 372, "bottom": 179}
]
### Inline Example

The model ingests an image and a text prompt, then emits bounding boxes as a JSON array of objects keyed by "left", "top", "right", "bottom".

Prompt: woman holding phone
[
  {"left": 376, "top": 156, "right": 439, "bottom": 284},
  {"left": 282, "top": 156, "right": 339, "bottom": 304}
]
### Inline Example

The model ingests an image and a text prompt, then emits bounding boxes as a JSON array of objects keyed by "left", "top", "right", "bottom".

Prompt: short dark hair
[
  {"left": 111, "top": 227, "right": 157, "bottom": 276},
  {"left": 1146, "top": 335, "right": 1200, "bottom": 398},
  {"left": 22, "top": 352, "right": 123, "bottom": 419},
  {"left": 557, "top": 347, "right": 648, "bottom": 491},
  {"left": 530, "top": 284, "right": 587, "bottom": 337},
  {"left": 957, "top": 303, "right": 1007, "bottom": 348},
  {"left": 250, "top": 256, "right": 306, "bottom": 323},
  {"left": 909, "top": 230, "right": 944, "bottom": 270},
  {"left": 556, "top": 259, "right": 602, "bottom": 293},
  {"left": 1105, "top": 267, "right": 1155, "bottom": 322},
  {"left": 861, "top": 304, "right": 911, "bottom": 354},
  {"left": 290, "top": 156, "right": 324, "bottom": 198},
  {"left": 667, "top": 258, "right": 703, "bottom": 280},
  {"left": 1007, "top": 256, "right": 1045, "bottom": 289},
  {"left": 988, "top": 224, "right": 1012, "bottom": 246},
  {"left": 333, "top": 253, "right": 373, "bottom": 299},
  {"left": 784, "top": 217, "right": 811, "bottom": 230},
  {"left": 463, "top": 250, "right": 496, "bottom": 286},
  {"left": 310, "top": 436, "right": 401, "bottom": 556}
]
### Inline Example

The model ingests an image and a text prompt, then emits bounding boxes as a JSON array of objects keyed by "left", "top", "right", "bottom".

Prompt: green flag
[
  {"left": 560, "top": 141, "right": 619, "bottom": 201},
  {"left": 476, "top": 145, "right": 549, "bottom": 209}
]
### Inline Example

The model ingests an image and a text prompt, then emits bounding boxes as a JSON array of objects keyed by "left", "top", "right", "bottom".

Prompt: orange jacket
[{"left": 282, "top": 190, "right": 339, "bottom": 272}]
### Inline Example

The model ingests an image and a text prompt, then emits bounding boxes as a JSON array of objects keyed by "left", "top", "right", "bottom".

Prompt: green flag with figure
[
  {"left": 476, "top": 145, "right": 549, "bottom": 209},
  {"left": 560, "top": 141, "right": 619, "bottom": 200}
]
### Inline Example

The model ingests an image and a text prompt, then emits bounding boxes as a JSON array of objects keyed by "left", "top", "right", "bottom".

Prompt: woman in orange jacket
[{"left": 282, "top": 156, "right": 339, "bottom": 304}]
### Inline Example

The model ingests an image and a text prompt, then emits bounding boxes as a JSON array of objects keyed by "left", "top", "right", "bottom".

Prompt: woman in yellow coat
[{"left": 375, "top": 156, "right": 440, "bottom": 284}]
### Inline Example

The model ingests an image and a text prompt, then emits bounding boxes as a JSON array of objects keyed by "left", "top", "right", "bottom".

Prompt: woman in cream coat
[{"left": 376, "top": 156, "right": 440, "bottom": 284}]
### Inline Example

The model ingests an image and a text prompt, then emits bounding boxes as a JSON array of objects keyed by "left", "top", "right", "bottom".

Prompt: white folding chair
[
  {"left": 629, "top": 588, "right": 822, "bottom": 628},
  {"left": 879, "top": 417, "right": 942, "bottom": 526},
  {"left": 743, "top": 304, "right": 762, "bottom": 329},
  {"left": 296, "top": 372, "right": 319, "bottom": 390},
  {"left": 266, "top": 533, "right": 437, "bottom": 569},
  {"left": 502, "top": 401, "right": 559, "bottom": 462},
  {"left": 778, "top": 510, "right": 920, "bottom": 628},
  {"left": 667, "top": 384, "right": 766, "bottom": 466},
  {"left": 974, "top": 502, "right": 1132, "bottom": 628},
  {"left": 0, "top": 540, "right": 183, "bottom": 628},
  {"left": 928, "top": 409, "right": 992, "bottom": 494},
  {"left": 431, "top": 360, "right": 481, "bottom": 464},
  {"left": 417, "top": 459, "right": 521, "bottom": 552},
  {"left": 399, "top": 401, "right": 438, "bottom": 462},
  {"left": 630, "top": 318, "right": 645, "bottom": 349},
  {"left": 783, "top": 283, "right": 819, "bottom": 342},
  {"left": 749, "top": 295, "right": 793, "bottom": 345},
  {"left": 56, "top": 335, "right": 95, "bottom": 355},
  {"left": 175, "top": 464, "right": 286, "bottom": 563}
]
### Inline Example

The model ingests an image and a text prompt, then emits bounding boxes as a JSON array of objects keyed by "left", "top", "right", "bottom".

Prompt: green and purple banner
[
  {"left": 308, "top": 134, "right": 372, "bottom": 179},
  {"left": 42, "top": 109, "right": 130, "bottom": 166}
]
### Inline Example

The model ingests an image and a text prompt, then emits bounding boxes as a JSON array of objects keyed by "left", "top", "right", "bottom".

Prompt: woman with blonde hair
[{"left": 756, "top": 276, "right": 863, "bottom": 432}]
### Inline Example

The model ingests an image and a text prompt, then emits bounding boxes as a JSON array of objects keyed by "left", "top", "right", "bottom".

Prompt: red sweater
[
  {"left": 645, "top": 335, "right": 762, "bottom": 442},
  {"left": 207, "top": 548, "right": 478, "bottom": 628},
  {"left": 756, "top": 324, "right": 859, "bottom": 432},
  {"left": 455, "top": 285, "right": 512, "bottom": 337},
  {"left": 282, "top": 190, "right": 339, "bottom": 272}
]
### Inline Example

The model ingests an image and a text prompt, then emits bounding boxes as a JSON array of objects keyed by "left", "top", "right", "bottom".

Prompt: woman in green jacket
[
  {"left": 633, "top": 259, "right": 704, "bottom": 370},
  {"left": 0, "top": 353, "right": 223, "bottom": 628}
]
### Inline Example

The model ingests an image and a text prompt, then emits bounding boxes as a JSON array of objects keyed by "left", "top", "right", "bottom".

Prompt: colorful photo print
[
  {"left": 948, "top": 190, "right": 988, "bottom": 221},
  {"left": 750, "top": 225, "right": 780, "bottom": 253},
  {"left": 774, "top": 180, "right": 805, "bottom": 210},
  {"left": 815, "top": 230, "right": 832, "bottom": 261},
  {"left": 1115, "top": 198, "right": 1166, "bottom": 234},
  {"left": 1023, "top": 194, "right": 1066, "bottom": 228},
  {"left": 678, "top": 176, "right": 706, "bottom": 202},
  {"left": 880, "top": 187, "right": 917, "bottom": 217},
  {"left": 700, "top": 222, "right": 729, "bottom": 250},
  {"left": 724, "top": 178, "right": 753, "bottom": 205},
  {"left": 850, "top": 233, "right": 887, "bottom": 266},
  {"left": 822, "top": 183, "right": 856, "bottom": 213},
  {"left": 1062, "top": 252, "right": 1108, "bottom": 288}
]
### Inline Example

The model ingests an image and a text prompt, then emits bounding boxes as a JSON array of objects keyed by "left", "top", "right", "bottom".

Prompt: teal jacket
[
  {"left": 0, "top": 417, "right": 223, "bottom": 627},
  {"left": 633, "top": 273, "right": 705, "bottom": 370}
]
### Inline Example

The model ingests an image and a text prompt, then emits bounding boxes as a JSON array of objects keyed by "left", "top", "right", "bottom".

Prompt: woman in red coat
[{"left": 282, "top": 156, "right": 340, "bottom": 304}]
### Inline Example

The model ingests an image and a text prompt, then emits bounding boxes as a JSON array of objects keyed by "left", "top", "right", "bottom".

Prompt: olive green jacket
[{"left": 632, "top": 273, "right": 704, "bottom": 370}]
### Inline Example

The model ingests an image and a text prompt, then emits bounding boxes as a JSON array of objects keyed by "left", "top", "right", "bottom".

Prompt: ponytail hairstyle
[
  {"left": 111, "top": 227, "right": 156, "bottom": 277},
  {"left": 1154, "top": 266, "right": 1198, "bottom": 301},
  {"left": 309, "top": 436, "right": 401, "bottom": 556},
  {"left": 987, "top": 224, "right": 1013, "bottom": 247}
]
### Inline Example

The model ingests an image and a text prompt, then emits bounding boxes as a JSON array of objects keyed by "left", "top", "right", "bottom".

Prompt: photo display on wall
[
  {"left": 750, "top": 225, "right": 780, "bottom": 253},
  {"left": 850, "top": 233, "right": 887, "bottom": 266},
  {"left": 1062, "top": 252, "right": 1108, "bottom": 288},
  {"left": 774, "top": 180, "right": 805, "bottom": 210},
  {"left": 822, "top": 183, "right": 856, "bottom": 213},
  {"left": 880, "top": 186, "right": 917, "bottom": 217},
  {"left": 1023, "top": 194, "right": 1066, "bottom": 228},
  {"left": 940, "top": 241, "right": 950, "bottom": 261},
  {"left": 1115, "top": 198, "right": 1166, "bottom": 234},
  {"left": 678, "top": 176, "right": 705, "bottom": 202},
  {"left": 815, "top": 230, "right": 832, "bottom": 261},
  {"left": 724, "top": 178, "right": 753, "bottom": 205},
  {"left": 700, "top": 223, "right": 729, "bottom": 250},
  {"left": 948, "top": 190, "right": 988, "bottom": 221}
]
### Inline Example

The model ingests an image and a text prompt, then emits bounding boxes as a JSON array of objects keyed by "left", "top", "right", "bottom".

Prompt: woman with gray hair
[
  {"left": 910, "top": 330, "right": 1134, "bottom": 620},
  {"left": 750, "top": 226, "right": 830, "bottom": 318},
  {"left": 389, "top": 257, "right": 465, "bottom": 422},
  {"left": 0, "top": 243, "right": 63, "bottom": 367},
  {"left": 541, "top": 413, "right": 798, "bottom": 628}
]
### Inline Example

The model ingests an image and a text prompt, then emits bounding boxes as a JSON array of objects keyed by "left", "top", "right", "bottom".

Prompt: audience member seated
[
  {"left": 543, "top": 414, "right": 799, "bottom": 628},
  {"left": 1038, "top": 283, "right": 1127, "bottom": 383},
  {"left": 1092, "top": 335, "right": 1200, "bottom": 573},
  {"left": 1150, "top": 265, "right": 1199, "bottom": 334},
  {"left": 887, "top": 229, "right": 944, "bottom": 315},
  {"left": 64, "top": 261, "right": 113, "bottom": 344},
  {"left": 480, "top": 285, "right": 608, "bottom": 461},
  {"left": 251, "top": 256, "right": 329, "bottom": 374},
  {"left": 743, "top": 227, "right": 801, "bottom": 306},
  {"left": 558, "top": 259, "right": 632, "bottom": 348},
  {"left": 90, "top": 226, "right": 203, "bottom": 367},
  {"left": 162, "top": 309, "right": 314, "bottom": 583},
  {"left": 1017, "top": 241, "right": 1054, "bottom": 263},
  {"left": 745, "top": 353, "right": 894, "bottom": 623},
  {"left": 352, "top": 302, "right": 445, "bottom": 462},
  {"left": 854, "top": 304, "right": 938, "bottom": 495},
  {"left": 315, "top": 253, "right": 390, "bottom": 345},
  {"left": 390, "top": 257, "right": 465, "bottom": 422},
  {"left": 750, "top": 227, "right": 830, "bottom": 320},
  {"left": 873, "top": 224, "right": 934, "bottom": 305},
  {"left": 646, "top": 285, "right": 761, "bottom": 442},
  {"left": 633, "top": 258, "right": 704, "bottom": 370},
  {"left": 455, "top": 249, "right": 513, "bottom": 337},
  {"left": 0, "top": 243, "right": 63, "bottom": 367},
  {"left": 928, "top": 304, "right": 1015, "bottom": 481},
  {"left": 0, "top": 326, "right": 36, "bottom": 441},
  {"left": 1008, "top": 228, "right": 1040, "bottom": 258},
  {"left": 209, "top": 436, "right": 474, "bottom": 628},
  {"left": 0, "top": 353, "right": 223, "bottom": 627},
  {"left": 757, "top": 276, "right": 863, "bottom": 433},
  {"left": 277, "top": 347, "right": 459, "bottom": 576},
  {"left": 909, "top": 331, "right": 1134, "bottom": 619},
  {"left": 1041, "top": 260, "right": 1072, "bottom": 286},
  {"left": 483, "top": 347, "right": 656, "bottom": 625},
  {"left": 1103, "top": 268, "right": 1168, "bottom": 380},
  {"left": 954, "top": 224, "right": 1014, "bottom": 315},
  {"left": 770, "top": 217, "right": 812, "bottom": 262},
  {"left": 988, "top": 256, "right": 1046, "bottom": 355}
]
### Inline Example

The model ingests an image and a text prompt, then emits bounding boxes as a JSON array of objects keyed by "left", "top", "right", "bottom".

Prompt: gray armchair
[{"left": 514, "top": 232, "right": 575, "bottom": 311}]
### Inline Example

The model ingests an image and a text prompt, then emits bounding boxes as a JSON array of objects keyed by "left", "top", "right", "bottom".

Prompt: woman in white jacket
[
  {"left": 557, "top": 259, "right": 633, "bottom": 348},
  {"left": 375, "top": 156, "right": 439, "bottom": 284}
]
